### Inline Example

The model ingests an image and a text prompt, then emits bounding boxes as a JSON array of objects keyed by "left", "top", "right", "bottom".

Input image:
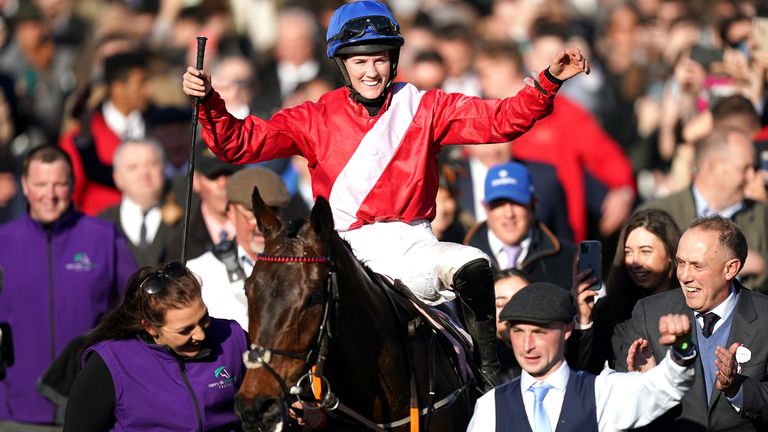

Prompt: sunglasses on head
[
  {"left": 330, "top": 16, "right": 399, "bottom": 43},
  {"left": 140, "top": 261, "right": 186, "bottom": 295}
]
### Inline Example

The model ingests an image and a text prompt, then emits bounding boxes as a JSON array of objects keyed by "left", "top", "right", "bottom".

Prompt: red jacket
[
  {"left": 512, "top": 96, "right": 635, "bottom": 241},
  {"left": 59, "top": 110, "right": 122, "bottom": 216},
  {"left": 198, "top": 71, "right": 561, "bottom": 231}
]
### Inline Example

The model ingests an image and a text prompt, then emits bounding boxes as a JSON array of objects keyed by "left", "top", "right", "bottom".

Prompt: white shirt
[
  {"left": 487, "top": 228, "right": 531, "bottom": 269},
  {"left": 102, "top": 100, "right": 145, "bottom": 140},
  {"left": 119, "top": 197, "right": 160, "bottom": 246},
  {"left": 276, "top": 60, "right": 319, "bottom": 98},
  {"left": 692, "top": 185, "right": 744, "bottom": 219},
  {"left": 468, "top": 352, "right": 695, "bottom": 432},
  {"left": 187, "top": 246, "right": 254, "bottom": 332},
  {"left": 696, "top": 283, "right": 738, "bottom": 335}
]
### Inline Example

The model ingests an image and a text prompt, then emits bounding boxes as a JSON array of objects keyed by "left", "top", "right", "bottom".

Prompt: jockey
[{"left": 182, "top": 0, "right": 590, "bottom": 391}]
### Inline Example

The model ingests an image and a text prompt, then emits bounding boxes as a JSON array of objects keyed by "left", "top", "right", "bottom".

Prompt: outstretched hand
[
  {"left": 182, "top": 66, "right": 212, "bottom": 99},
  {"left": 548, "top": 48, "right": 590, "bottom": 81}
]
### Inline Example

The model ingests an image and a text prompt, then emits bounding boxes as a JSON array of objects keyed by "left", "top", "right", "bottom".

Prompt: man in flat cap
[
  {"left": 187, "top": 167, "right": 290, "bottom": 331},
  {"left": 468, "top": 282, "right": 698, "bottom": 432}
]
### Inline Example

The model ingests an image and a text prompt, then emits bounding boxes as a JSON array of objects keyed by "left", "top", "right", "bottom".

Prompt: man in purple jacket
[{"left": 0, "top": 145, "right": 136, "bottom": 430}]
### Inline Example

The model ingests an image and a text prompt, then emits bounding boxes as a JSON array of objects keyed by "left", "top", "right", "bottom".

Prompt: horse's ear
[
  {"left": 309, "top": 196, "right": 334, "bottom": 241},
  {"left": 252, "top": 187, "right": 282, "bottom": 237}
]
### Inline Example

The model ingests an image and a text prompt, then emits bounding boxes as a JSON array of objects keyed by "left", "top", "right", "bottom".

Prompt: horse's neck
[{"left": 327, "top": 243, "right": 411, "bottom": 396}]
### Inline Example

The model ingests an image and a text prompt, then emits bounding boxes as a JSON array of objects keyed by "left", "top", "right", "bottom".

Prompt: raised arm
[{"left": 596, "top": 314, "right": 696, "bottom": 430}]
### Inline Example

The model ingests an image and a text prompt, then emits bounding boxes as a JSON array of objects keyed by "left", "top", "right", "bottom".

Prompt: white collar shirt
[
  {"left": 692, "top": 185, "right": 744, "bottom": 219},
  {"left": 487, "top": 228, "right": 531, "bottom": 269},
  {"left": 520, "top": 361, "right": 570, "bottom": 431},
  {"left": 102, "top": 100, "right": 145, "bottom": 140},
  {"left": 277, "top": 60, "right": 319, "bottom": 98},
  {"left": 119, "top": 197, "right": 160, "bottom": 246},
  {"left": 696, "top": 283, "right": 739, "bottom": 335}
]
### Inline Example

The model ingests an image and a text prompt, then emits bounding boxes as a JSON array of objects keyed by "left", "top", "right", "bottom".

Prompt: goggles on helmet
[{"left": 328, "top": 16, "right": 399, "bottom": 43}]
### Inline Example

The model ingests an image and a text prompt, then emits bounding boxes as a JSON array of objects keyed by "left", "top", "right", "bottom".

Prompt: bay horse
[{"left": 235, "top": 189, "right": 474, "bottom": 431}]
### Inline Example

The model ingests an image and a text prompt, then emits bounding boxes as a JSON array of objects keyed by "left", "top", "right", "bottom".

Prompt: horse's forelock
[{"left": 284, "top": 218, "right": 307, "bottom": 239}]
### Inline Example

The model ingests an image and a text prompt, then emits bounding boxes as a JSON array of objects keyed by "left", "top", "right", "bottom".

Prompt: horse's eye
[{"left": 306, "top": 290, "right": 323, "bottom": 306}]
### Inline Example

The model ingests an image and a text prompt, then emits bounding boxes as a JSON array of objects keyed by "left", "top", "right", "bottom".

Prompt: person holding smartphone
[{"left": 569, "top": 209, "right": 683, "bottom": 373}]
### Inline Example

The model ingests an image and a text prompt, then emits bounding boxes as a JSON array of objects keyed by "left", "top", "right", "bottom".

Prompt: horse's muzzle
[{"left": 235, "top": 395, "right": 285, "bottom": 432}]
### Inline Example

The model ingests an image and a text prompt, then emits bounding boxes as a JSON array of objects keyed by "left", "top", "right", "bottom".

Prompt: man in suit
[
  {"left": 465, "top": 161, "right": 576, "bottom": 289},
  {"left": 642, "top": 127, "right": 768, "bottom": 293},
  {"left": 469, "top": 282, "right": 697, "bottom": 431},
  {"left": 100, "top": 139, "right": 178, "bottom": 267},
  {"left": 614, "top": 215, "right": 768, "bottom": 431}
]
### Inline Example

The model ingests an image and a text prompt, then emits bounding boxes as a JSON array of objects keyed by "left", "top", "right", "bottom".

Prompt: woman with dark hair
[
  {"left": 64, "top": 262, "right": 247, "bottom": 431},
  {"left": 571, "top": 208, "right": 682, "bottom": 373}
]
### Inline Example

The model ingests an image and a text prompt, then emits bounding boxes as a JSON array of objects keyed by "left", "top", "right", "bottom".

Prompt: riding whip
[{"left": 181, "top": 36, "right": 207, "bottom": 265}]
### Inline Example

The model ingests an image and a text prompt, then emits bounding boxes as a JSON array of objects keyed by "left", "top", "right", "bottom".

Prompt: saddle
[{"left": 371, "top": 273, "right": 474, "bottom": 383}]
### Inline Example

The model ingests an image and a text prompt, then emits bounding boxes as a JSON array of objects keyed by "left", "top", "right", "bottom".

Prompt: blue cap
[{"left": 484, "top": 162, "right": 534, "bottom": 205}]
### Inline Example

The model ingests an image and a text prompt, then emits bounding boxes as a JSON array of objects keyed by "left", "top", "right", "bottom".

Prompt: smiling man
[
  {"left": 182, "top": 0, "right": 590, "bottom": 391},
  {"left": 469, "top": 282, "right": 698, "bottom": 432},
  {"left": 0, "top": 145, "right": 135, "bottom": 429},
  {"left": 615, "top": 215, "right": 768, "bottom": 431},
  {"left": 465, "top": 161, "right": 576, "bottom": 289}
]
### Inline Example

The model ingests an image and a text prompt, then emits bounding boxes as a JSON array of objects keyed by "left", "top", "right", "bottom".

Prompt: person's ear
[
  {"left": 563, "top": 321, "right": 575, "bottom": 341},
  {"left": 141, "top": 319, "right": 158, "bottom": 339},
  {"left": 723, "top": 257, "right": 741, "bottom": 281}
]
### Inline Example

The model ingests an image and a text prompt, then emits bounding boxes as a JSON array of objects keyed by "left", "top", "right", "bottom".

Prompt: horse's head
[{"left": 236, "top": 187, "right": 335, "bottom": 432}]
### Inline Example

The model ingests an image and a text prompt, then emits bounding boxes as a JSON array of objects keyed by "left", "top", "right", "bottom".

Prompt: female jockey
[{"left": 182, "top": 0, "right": 589, "bottom": 391}]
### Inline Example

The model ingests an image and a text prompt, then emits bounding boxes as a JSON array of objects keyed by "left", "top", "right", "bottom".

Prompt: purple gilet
[
  {"left": 0, "top": 209, "right": 136, "bottom": 424},
  {"left": 86, "top": 318, "right": 247, "bottom": 431}
]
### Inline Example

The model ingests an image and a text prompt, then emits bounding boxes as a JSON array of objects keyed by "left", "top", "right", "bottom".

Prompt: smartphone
[
  {"left": 578, "top": 240, "right": 602, "bottom": 290},
  {"left": 689, "top": 45, "right": 723, "bottom": 67},
  {"left": 752, "top": 17, "right": 768, "bottom": 58}
]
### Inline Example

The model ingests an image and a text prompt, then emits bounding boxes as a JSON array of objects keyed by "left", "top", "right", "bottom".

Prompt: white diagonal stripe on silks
[{"left": 328, "top": 83, "right": 425, "bottom": 231}]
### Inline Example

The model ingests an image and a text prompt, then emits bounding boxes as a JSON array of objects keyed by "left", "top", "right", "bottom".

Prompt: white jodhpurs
[{"left": 339, "top": 220, "right": 490, "bottom": 305}]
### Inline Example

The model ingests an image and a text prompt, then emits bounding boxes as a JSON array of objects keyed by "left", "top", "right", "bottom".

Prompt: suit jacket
[
  {"left": 614, "top": 283, "right": 768, "bottom": 431},
  {"left": 641, "top": 188, "right": 768, "bottom": 293},
  {"left": 100, "top": 205, "right": 180, "bottom": 268},
  {"left": 464, "top": 221, "right": 576, "bottom": 289},
  {"left": 456, "top": 158, "right": 574, "bottom": 241}
]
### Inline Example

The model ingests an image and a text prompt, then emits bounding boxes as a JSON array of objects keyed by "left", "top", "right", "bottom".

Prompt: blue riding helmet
[{"left": 326, "top": 1, "right": 404, "bottom": 59}]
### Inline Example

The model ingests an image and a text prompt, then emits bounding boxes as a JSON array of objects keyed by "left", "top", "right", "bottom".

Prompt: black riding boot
[{"left": 452, "top": 258, "right": 500, "bottom": 392}]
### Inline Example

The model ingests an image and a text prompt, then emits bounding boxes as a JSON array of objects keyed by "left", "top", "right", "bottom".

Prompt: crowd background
[
  {"left": 1, "top": 0, "right": 768, "bottom": 429},
  {"left": 0, "top": 0, "right": 766, "bottom": 256}
]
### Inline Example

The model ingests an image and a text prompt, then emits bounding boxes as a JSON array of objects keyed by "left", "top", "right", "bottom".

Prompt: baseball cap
[
  {"left": 226, "top": 167, "right": 290, "bottom": 210},
  {"left": 483, "top": 161, "right": 533, "bottom": 205}
]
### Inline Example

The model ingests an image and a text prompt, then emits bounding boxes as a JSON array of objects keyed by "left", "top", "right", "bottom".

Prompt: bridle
[{"left": 243, "top": 252, "right": 338, "bottom": 414}]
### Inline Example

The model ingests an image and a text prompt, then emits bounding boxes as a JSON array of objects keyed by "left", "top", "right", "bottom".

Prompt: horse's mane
[{"left": 281, "top": 217, "right": 383, "bottom": 285}]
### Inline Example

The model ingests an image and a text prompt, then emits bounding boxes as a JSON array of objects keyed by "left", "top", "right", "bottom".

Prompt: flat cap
[
  {"left": 226, "top": 167, "right": 290, "bottom": 210},
  {"left": 499, "top": 282, "right": 575, "bottom": 324}
]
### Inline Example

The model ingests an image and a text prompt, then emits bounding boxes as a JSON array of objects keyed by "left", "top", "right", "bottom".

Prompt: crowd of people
[{"left": 0, "top": 0, "right": 767, "bottom": 430}]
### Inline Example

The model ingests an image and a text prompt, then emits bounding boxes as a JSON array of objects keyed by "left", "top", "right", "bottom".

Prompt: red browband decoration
[{"left": 256, "top": 254, "right": 331, "bottom": 264}]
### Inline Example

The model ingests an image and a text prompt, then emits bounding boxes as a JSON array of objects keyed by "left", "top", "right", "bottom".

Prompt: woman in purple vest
[{"left": 63, "top": 261, "right": 247, "bottom": 431}]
